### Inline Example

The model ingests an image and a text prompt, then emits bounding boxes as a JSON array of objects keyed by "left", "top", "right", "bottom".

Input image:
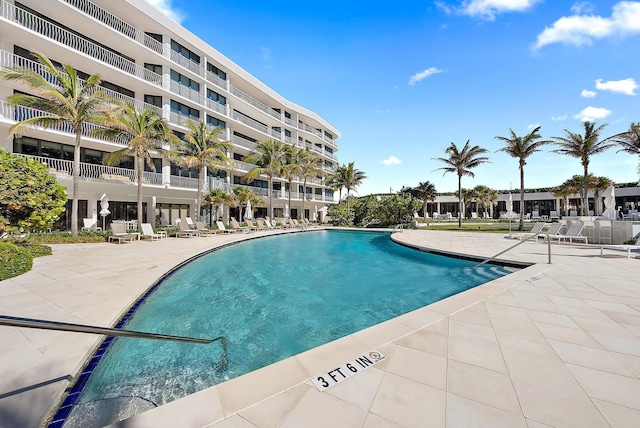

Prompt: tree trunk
[
  {"left": 457, "top": 176, "right": 462, "bottom": 228},
  {"left": 196, "top": 169, "right": 204, "bottom": 222},
  {"left": 71, "top": 132, "right": 82, "bottom": 236},
  {"left": 137, "top": 155, "right": 144, "bottom": 229},
  {"left": 268, "top": 176, "right": 273, "bottom": 219},
  {"left": 302, "top": 178, "right": 307, "bottom": 220},
  {"left": 519, "top": 164, "right": 525, "bottom": 231},
  {"left": 583, "top": 164, "right": 589, "bottom": 216},
  {"left": 288, "top": 179, "right": 292, "bottom": 220}
]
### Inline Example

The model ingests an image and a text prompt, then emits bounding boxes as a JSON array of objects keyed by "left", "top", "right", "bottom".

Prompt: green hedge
[
  {"left": 18, "top": 243, "right": 52, "bottom": 258},
  {"left": 0, "top": 242, "right": 33, "bottom": 281}
]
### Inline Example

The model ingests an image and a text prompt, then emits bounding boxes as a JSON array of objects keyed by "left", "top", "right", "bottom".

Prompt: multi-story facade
[{"left": 0, "top": 0, "right": 340, "bottom": 229}]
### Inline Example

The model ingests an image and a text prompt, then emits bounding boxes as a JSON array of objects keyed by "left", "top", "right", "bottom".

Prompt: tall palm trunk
[
  {"left": 288, "top": 178, "right": 293, "bottom": 220},
  {"left": 268, "top": 176, "right": 273, "bottom": 219},
  {"left": 457, "top": 176, "right": 462, "bottom": 228},
  {"left": 302, "top": 178, "right": 307, "bottom": 220},
  {"left": 583, "top": 165, "right": 589, "bottom": 216},
  {"left": 137, "top": 155, "right": 144, "bottom": 229},
  {"left": 519, "top": 161, "right": 525, "bottom": 231},
  {"left": 71, "top": 131, "right": 82, "bottom": 236},
  {"left": 196, "top": 174, "right": 204, "bottom": 222}
]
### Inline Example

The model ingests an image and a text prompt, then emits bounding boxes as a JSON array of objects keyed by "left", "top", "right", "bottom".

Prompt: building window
[
  {"left": 171, "top": 39, "right": 200, "bottom": 64},
  {"left": 170, "top": 70, "right": 200, "bottom": 91},
  {"left": 207, "top": 115, "right": 226, "bottom": 129},
  {"left": 207, "top": 89, "right": 226, "bottom": 105},
  {"left": 324, "top": 131, "right": 334, "bottom": 140},
  {"left": 207, "top": 62, "right": 227, "bottom": 81},
  {"left": 171, "top": 100, "right": 200, "bottom": 120},
  {"left": 145, "top": 63, "right": 162, "bottom": 75},
  {"left": 284, "top": 129, "right": 291, "bottom": 137},
  {"left": 145, "top": 32, "right": 162, "bottom": 42},
  {"left": 144, "top": 95, "right": 162, "bottom": 107}
]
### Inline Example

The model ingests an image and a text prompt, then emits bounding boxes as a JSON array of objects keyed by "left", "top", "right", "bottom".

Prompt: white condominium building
[{"left": 0, "top": 0, "right": 340, "bottom": 229}]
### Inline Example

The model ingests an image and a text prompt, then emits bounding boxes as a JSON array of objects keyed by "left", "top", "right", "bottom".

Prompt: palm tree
[
  {"left": 474, "top": 185, "right": 498, "bottom": 218},
  {"left": 0, "top": 51, "right": 112, "bottom": 236},
  {"left": 175, "top": 121, "right": 231, "bottom": 222},
  {"left": 282, "top": 148, "right": 302, "bottom": 220},
  {"left": 495, "top": 126, "right": 551, "bottom": 230},
  {"left": 612, "top": 122, "right": 640, "bottom": 181},
  {"left": 296, "top": 148, "right": 323, "bottom": 219},
  {"left": 243, "top": 139, "right": 291, "bottom": 219},
  {"left": 203, "top": 188, "right": 233, "bottom": 226},
  {"left": 461, "top": 188, "right": 477, "bottom": 219},
  {"left": 552, "top": 176, "right": 583, "bottom": 216},
  {"left": 433, "top": 140, "right": 490, "bottom": 227},
  {"left": 413, "top": 181, "right": 437, "bottom": 217},
  {"left": 552, "top": 121, "right": 616, "bottom": 215},
  {"left": 232, "top": 186, "right": 255, "bottom": 222},
  {"left": 94, "top": 104, "right": 176, "bottom": 229},
  {"left": 591, "top": 175, "right": 613, "bottom": 216},
  {"left": 342, "top": 162, "right": 367, "bottom": 214},
  {"left": 324, "top": 164, "right": 348, "bottom": 201}
]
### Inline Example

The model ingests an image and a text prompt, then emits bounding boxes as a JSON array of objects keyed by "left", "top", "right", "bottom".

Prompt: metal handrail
[
  {"left": 0, "top": 315, "right": 221, "bottom": 344},
  {"left": 472, "top": 232, "right": 551, "bottom": 269}
]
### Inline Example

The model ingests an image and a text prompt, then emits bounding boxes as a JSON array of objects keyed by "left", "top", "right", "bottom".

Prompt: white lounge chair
[
  {"left": 230, "top": 219, "right": 252, "bottom": 232},
  {"left": 194, "top": 221, "right": 218, "bottom": 235},
  {"left": 141, "top": 223, "right": 167, "bottom": 240},
  {"left": 540, "top": 222, "right": 563, "bottom": 242},
  {"left": 177, "top": 220, "right": 200, "bottom": 237},
  {"left": 516, "top": 221, "right": 546, "bottom": 241},
  {"left": 109, "top": 222, "right": 139, "bottom": 244},
  {"left": 557, "top": 222, "right": 587, "bottom": 244},
  {"left": 216, "top": 220, "right": 238, "bottom": 233},
  {"left": 549, "top": 211, "right": 560, "bottom": 221},
  {"left": 532, "top": 211, "right": 540, "bottom": 221},
  {"left": 82, "top": 218, "right": 101, "bottom": 231}
]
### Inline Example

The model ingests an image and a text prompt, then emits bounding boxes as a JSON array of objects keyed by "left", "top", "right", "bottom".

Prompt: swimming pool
[{"left": 59, "top": 230, "right": 514, "bottom": 427}]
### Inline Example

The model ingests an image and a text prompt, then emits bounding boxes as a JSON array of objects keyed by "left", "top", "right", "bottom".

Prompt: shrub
[
  {"left": 0, "top": 242, "right": 33, "bottom": 281},
  {"left": 22, "top": 231, "right": 108, "bottom": 244},
  {"left": 18, "top": 243, "right": 52, "bottom": 258},
  {"left": 623, "top": 237, "right": 638, "bottom": 245}
]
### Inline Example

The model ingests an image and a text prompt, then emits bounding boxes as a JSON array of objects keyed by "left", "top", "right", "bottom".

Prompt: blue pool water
[{"left": 62, "top": 230, "right": 513, "bottom": 427}]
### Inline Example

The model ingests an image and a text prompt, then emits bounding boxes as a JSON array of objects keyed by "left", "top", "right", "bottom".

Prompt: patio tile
[
  {"left": 238, "top": 384, "right": 309, "bottom": 428},
  {"left": 592, "top": 398, "right": 640, "bottom": 428},
  {"left": 448, "top": 335, "right": 508, "bottom": 374},
  {"left": 385, "top": 345, "right": 447, "bottom": 389},
  {"left": 324, "top": 366, "right": 385, "bottom": 410},
  {"left": 588, "top": 331, "right": 640, "bottom": 356},
  {"left": 369, "top": 372, "right": 445, "bottom": 428},
  {"left": 446, "top": 359, "right": 521, "bottom": 415},
  {"left": 446, "top": 393, "right": 527, "bottom": 428},
  {"left": 279, "top": 387, "right": 367, "bottom": 428},
  {"left": 395, "top": 326, "right": 448, "bottom": 357},
  {"left": 524, "top": 309, "right": 579, "bottom": 328},
  {"left": 567, "top": 363, "right": 640, "bottom": 410},
  {"left": 534, "top": 322, "right": 602, "bottom": 347},
  {"left": 612, "top": 352, "right": 640, "bottom": 377},
  {"left": 205, "top": 415, "right": 257, "bottom": 428},
  {"left": 547, "top": 339, "right": 635, "bottom": 376},
  {"left": 362, "top": 412, "right": 404, "bottom": 427}
]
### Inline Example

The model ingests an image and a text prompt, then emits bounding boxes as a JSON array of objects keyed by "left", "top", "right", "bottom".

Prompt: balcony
[
  {"left": 205, "top": 98, "right": 227, "bottom": 116},
  {"left": 231, "top": 134, "right": 257, "bottom": 151},
  {"left": 206, "top": 71, "right": 227, "bottom": 91},
  {"left": 0, "top": 49, "right": 162, "bottom": 116},
  {"left": 1, "top": 1, "right": 163, "bottom": 86},
  {"left": 18, "top": 153, "right": 165, "bottom": 186},
  {"left": 0, "top": 100, "right": 131, "bottom": 146},
  {"left": 60, "top": 0, "right": 163, "bottom": 54},
  {"left": 170, "top": 80, "right": 204, "bottom": 104},
  {"left": 170, "top": 50, "right": 204, "bottom": 77},
  {"left": 230, "top": 85, "right": 281, "bottom": 120}
]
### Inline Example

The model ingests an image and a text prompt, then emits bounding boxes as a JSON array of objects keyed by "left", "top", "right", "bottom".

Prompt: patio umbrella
[
  {"left": 506, "top": 192, "right": 514, "bottom": 218},
  {"left": 245, "top": 199, "right": 252, "bottom": 220},
  {"left": 602, "top": 185, "right": 616, "bottom": 220},
  {"left": 313, "top": 205, "right": 318, "bottom": 222},
  {"left": 99, "top": 194, "right": 110, "bottom": 230},
  {"left": 218, "top": 204, "right": 224, "bottom": 221},
  {"left": 285, "top": 203, "right": 289, "bottom": 219}
]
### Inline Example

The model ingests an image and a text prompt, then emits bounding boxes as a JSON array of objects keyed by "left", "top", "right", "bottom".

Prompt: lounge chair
[
  {"left": 82, "top": 218, "right": 101, "bottom": 231},
  {"left": 109, "top": 222, "right": 139, "bottom": 244},
  {"left": 549, "top": 211, "right": 560, "bottom": 221},
  {"left": 532, "top": 211, "right": 541, "bottom": 221},
  {"left": 292, "top": 219, "right": 306, "bottom": 229},
  {"left": 140, "top": 223, "right": 167, "bottom": 240},
  {"left": 216, "top": 220, "right": 237, "bottom": 233},
  {"left": 516, "top": 221, "right": 546, "bottom": 241},
  {"left": 256, "top": 219, "right": 270, "bottom": 230},
  {"left": 230, "top": 219, "right": 253, "bottom": 232},
  {"left": 194, "top": 221, "right": 218, "bottom": 235},
  {"left": 263, "top": 219, "right": 281, "bottom": 229},
  {"left": 539, "top": 222, "right": 563, "bottom": 242},
  {"left": 185, "top": 217, "right": 196, "bottom": 229},
  {"left": 177, "top": 220, "right": 200, "bottom": 237},
  {"left": 246, "top": 219, "right": 265, "bottom": 230},
  {"left": 471, "top": 212, "right": 478, "bottom": 219},
  {"left": 557, "top": 222, "right": 587, "bottom": 244}
]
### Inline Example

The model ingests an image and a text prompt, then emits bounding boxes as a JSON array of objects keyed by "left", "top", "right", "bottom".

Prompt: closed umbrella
[
  {"left": 245, "top": 199, "right": 252, "bottom": 220},
  {"left": 602, "top": 185, "right": 616, "bottom": 220},
  {"left": 285, "top": 203, "right": 289, "bottom": 219},
  {"left": 218, "top": 204, "right": 224, "bottom": 221},
  {"left": 99, "top": 194, "right": 110, "bottom": 230},
  {"left": 313, "top": 205, "right": 318, "bottom": 222}
]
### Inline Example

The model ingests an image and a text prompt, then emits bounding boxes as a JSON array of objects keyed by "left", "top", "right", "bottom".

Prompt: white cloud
[
  {"left": 527, "top": 123, "right": 541, "bottom": 130},
  {"left": 573, "top": 106, "right": 612, "bottom": 122},
  {"left": 381, "top": 156, "right": 402, "bottom": 166},
  {"left": 571, "top": 2, "right": 595, "bottom": 15},
  {"left": 581, "top": 89, "right": 597, "bottom": 97},
  {"left": 408, "top": 67, "right": 444, "bottom": 85},
  {"left": 144, "top": 0, "right": 185, "bottom": 22},
  {"left": 459, "top": 0, "right": 541, "bottom": 20},
  {"left": 595, "top": 78, "right": 638, "bottom": 95},
  {"left": 534, "top": 1, "right": 640, "bottom": 49},
  {"left": 552, "top": 114, "right": 568, "bottom": 121}
]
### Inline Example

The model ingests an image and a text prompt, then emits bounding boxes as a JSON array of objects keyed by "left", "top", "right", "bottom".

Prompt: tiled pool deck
[{"left": 1, "top": 228, "right": 639, "bottom": 427}]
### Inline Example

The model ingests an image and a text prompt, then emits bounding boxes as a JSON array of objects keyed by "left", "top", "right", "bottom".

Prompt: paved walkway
[{"left": 1, "top": 229, "right": 639, "bottom": 427}]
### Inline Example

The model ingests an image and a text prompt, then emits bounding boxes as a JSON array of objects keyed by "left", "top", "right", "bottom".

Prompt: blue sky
[{"left": 148, "top": 0, "right": 640, "bottom": 195}]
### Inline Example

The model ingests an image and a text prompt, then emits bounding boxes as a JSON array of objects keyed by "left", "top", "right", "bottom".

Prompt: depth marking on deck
[{"left": 311, "top": 350, "right": 386, "bottom": 391}]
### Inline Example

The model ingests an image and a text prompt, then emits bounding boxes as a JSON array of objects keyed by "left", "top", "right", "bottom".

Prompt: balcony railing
[
  {"left": 60, "top": 0, "right": 163, "bottom": 54},
  {"left": 205, "top": 98, "right": 227, "bottom": 116},
  {"left": 206, "top": 71, "right": 228, "bottom": 91},
  {"left": 233, "top": 159, "right": 257, "bottom": 172},
  {"left": 169, "top": 111, "right": 200, "bottom": 128},
  {"left": 230, "top": 85, "right": 281, "bottom": 120},
  {"left": 0, "top": 49, "right": 162, "bottom": 116},
  {"left": 1, "top": 1, "right": 162, "bottom": 86},
  {"left": 0, "top": 100, "right": 131, "bottom": 146},
  {"left": 17, "top": 154, "right": 165, "bottom": 186},
  {"left": 231, "top": 111, "right": 268, "bottom": 134},
  {"left": 170, "top": 80, "right": 204, "bottom": 104},
  {"left": 231, "top": 134, "right": 256, "bottom": 151},
  {"left": 170, "top": 50, "right": 204, "bottom": 77},
  {"left": 169, "top": 175, "right": 200, "bottom": 189}
]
